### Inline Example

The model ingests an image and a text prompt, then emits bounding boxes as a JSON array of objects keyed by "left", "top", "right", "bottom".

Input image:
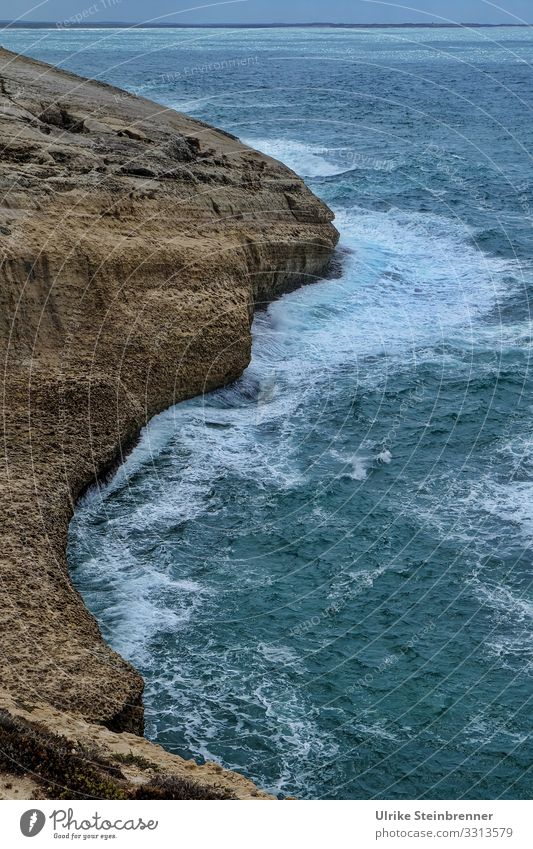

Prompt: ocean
[{"left": 4, "top": 25, "right": 532, "bottom": 799}]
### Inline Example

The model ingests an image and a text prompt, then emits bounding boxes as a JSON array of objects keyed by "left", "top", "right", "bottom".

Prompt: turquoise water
[{"left": 5, "top": 26, "right": 532, "bottom": 799}]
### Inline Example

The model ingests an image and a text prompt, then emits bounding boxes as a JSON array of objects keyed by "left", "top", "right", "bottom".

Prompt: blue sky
[{"left": 6, "top": 0, "right": 532, "bottom": 25}]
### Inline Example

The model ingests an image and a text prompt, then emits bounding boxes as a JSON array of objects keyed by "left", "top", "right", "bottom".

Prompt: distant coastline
[{"left": 1, "top": 21, "right": 532, "bottom": 29}]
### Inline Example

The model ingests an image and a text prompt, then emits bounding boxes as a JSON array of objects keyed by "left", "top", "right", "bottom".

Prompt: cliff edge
[{"left": 0, "top": 46, "right": 338, "bottom": 798}]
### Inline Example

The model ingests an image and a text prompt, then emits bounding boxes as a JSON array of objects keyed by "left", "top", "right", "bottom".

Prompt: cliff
[{"left": 0, "top": 46, "right": 338, "bottom": 798}]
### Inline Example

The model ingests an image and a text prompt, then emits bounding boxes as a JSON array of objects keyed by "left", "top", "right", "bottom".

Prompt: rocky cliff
[{"left": 0, "top": 46, "right": 338, "bottom": 798}]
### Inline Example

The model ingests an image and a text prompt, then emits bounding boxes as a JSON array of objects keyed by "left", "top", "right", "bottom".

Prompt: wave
[
  {"left": 76, "top": 201, "right": 524, "bottom": 564},
  {"left": 242, "top": 137, "right": 396, "bottom": 178}
]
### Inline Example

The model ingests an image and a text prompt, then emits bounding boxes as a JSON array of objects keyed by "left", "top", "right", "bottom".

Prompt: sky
[{"left": 5, "top": 0, "right": 532, "bottom": 25}]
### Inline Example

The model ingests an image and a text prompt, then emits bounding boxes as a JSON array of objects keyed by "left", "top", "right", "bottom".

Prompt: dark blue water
[{"left": 5, "top": 26, "right": 532, "bottom": 799}]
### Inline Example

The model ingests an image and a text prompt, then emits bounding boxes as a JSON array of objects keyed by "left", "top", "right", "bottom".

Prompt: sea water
[{"left": 4, "top": 25, "right": 532, "bottom": 799}]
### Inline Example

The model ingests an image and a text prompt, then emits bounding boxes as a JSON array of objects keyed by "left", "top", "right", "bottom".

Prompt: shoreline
[
  {"left": 0, "top": 46, "right": 338, "bottom": 798},
  {"left": 74, "top": 248, "right": 343, "bottom": 507}
]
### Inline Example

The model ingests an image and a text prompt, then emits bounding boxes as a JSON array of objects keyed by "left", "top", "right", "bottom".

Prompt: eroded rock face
[{"left": 0, "top": 46, "right": 338, "bottom": 768}]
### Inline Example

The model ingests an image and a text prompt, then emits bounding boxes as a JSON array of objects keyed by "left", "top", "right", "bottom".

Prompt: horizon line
[{"left": 1, "top": 21, "right": 532, "bottom": 29}]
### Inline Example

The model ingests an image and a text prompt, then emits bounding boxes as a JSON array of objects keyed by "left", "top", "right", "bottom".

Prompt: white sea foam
[
  {"left": 257, "top": 642, "right": 303, "bottom": 667},
  {"left": 242, "top": 137, "right": 395, "bottom": 178},
  {"left": 464, "top": 712, "right": 530, "bottom": 746},
  {"left": 478, "top": 480, "right": 533, "bottom": 540},
  {"left": 142, "top": 638, "right": 340, "bottom": 796},
  {"left": 473, "top": 580, "right": 533, "bottom": 624},
  {"left": 88, "top": 192, "right": 517, "bottom": 523}
]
